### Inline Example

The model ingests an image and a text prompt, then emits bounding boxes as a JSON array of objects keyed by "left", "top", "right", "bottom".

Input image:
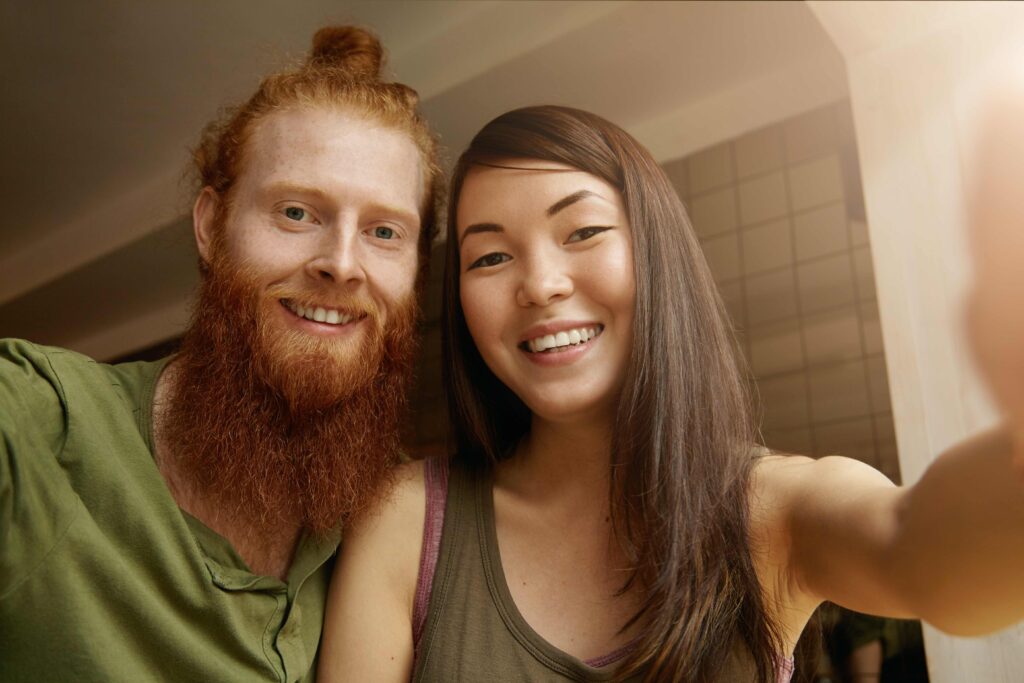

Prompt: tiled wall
[
  {"left": 407, "top": 101, "right": 900, "bottom": 483},
  {"left": 663, "top": 101, "right": 901, "bottom": 482},
  {"left": 406, "top": 241, "right": 449, "bottom": 460}
]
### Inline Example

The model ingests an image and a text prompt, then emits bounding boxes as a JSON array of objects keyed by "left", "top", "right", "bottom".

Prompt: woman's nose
[{"left": 515, "top": 251, "right": 574, "bottom": 307}]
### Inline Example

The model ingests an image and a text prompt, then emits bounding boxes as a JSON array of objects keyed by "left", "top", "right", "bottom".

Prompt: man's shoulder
[
  {"left": 0, "top": 338, "right": 80, "bottom": 417},
  {"left": 0, "top": 337, "right": 90, "bottom": 377},
  {"left": 1, "top": 337, "right": 167, "bottom": 405}
]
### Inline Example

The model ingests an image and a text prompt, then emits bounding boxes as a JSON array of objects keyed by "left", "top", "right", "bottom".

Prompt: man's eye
[
  {"left": 468, "top": 253, "right": 511, "bottom": 270},
  {"left": 566, "top": 226, "right": 612, "bottom": 243},
  {"left": 373, "top": 226, "right": 397, "bottom": 240},
  {"left": 283, "top": 206, "right": 308, "bottom": 221}
]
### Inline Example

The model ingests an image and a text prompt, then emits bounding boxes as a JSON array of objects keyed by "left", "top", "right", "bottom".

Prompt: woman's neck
[{"left": 496, "top": 413, "right": 614, "bottom": 507}]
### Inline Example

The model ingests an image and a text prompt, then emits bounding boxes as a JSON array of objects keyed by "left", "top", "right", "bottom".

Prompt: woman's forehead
[
  {"left": 457, "top": 166, "right": 623, "bottom": 236},
  {"left": 459, "top": 161, "right": 618, "bottom": 209}
]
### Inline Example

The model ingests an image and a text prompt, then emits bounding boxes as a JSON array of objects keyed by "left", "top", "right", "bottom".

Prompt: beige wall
[
  {"left": 664, "top": 101, "right": 901, "bottom": 480},
  {"left": 406, "top": 243, "right": 448, "bottom": 458}
]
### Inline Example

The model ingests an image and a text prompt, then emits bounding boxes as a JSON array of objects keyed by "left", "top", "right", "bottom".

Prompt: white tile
[
  {"left": 700, "top": 233, "right": 740, "bottom": 282},
  {"left": 877, "top": 443, "right": 902, "bottom": 484},
  {"left": 414, "top": 401, "right": 449, "bottom": 442},
  {"left": 717, "top": 280, "right": 745, "bottom": 327},
  {"left": 798, "top": 254, "right": 856, "bottom": 314},
  {"left": 836, "top": 101, "right": 856, "bottom": 147},
  {"left": 412, "top": 360, "right": 444, "bottom": 401},
  {"left": 866, "top": 355, "right": 892, "bottom": 413},
  {"left": 860, "top": 302, "right": 884, "bottom": 355},
  {"left": 873, "top": 414, "right": 901, "bottom": 481},
  {"left": 742, "top": 218, "right": 792, "bottom": 275},
  {"left": 748, "top": 319, "right": 803, "bottom": 377},
  {"left": 761, "top": 427, "right": 813, "bottom": 455},
  {"left": 784, "top": 105, "right": 838, "bottom": 163},
  {"left": 757, "top": 372, "right": 810, "bottom": 430},
  {"left": 849, "top": 219, "right": 870, "bottom": 247},
  {"left": 874, "top": 413, "right": 896, "bottom": 445},
  {"left": 746, "top": 268, "right": 798, "bottom": 326},
  {"left": 793, "top": 202, "right": 848, "bottom": 261},
  {"left": 662, "top": 157, "right": 688, "bottom": 198},
  {"left": 689, "top": 186, "right": 738, "bottom": 238},
  {"left": 738, "top": 171, "right": 788, "bottom": 226},
  {"left": 419, "top": 325, "right": 443, "bottom": 362},
  {"left": 808, "top": 359, "right": 872, "bottom": 422},
  {"left": 735, "top": 125, "right": 785, "bottom": 179},
  {"left": 422, "top": 243, "right": 447, "bottom": 321},
  {"left": 688, "top": 142, "right": 734, "bottom": 194},
  {"left": 813, "top": 417, "right": 875, "bottom": 463},
  {"left": 788, "top": 154, "right": 844, "bottom": 212},
  {"left": 803, "top": 307, "right": 863, "bottom": 366},
  {"left": 853, "top": 246, "right": 876, "bottom": 300}
]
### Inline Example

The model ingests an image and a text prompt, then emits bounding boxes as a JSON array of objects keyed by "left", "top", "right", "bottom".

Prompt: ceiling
[{"left": 0, "top": 1, "right": 849, "bottom": 359}]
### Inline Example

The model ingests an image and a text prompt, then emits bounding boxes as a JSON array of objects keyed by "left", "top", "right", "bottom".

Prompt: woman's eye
[
  {"left": 468, "top": 252, "right": 511, "bottom": 270},
  {"left": 566, "top": 225, "right": 612, "bottom": 243},
  {"left": 283, "top": 206, "right": 308, "bottom": 222},
  {"left": 372, "top": 226, "right": 397, "bottom": 240}
]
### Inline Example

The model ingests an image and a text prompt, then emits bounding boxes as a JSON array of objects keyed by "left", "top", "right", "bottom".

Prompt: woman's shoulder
[
  {"left": 339, "top": 459, "right": 433, "bottom": 600},
  {"left": 747, "top": 452, "right": 901, "bottom": 634},
  {"left": 352, "top": 459, "right": 430, "bottom": 543},
  {"left": 749, "top": 450, "right": 896, "bottom": 545},
  {"left": 751, "top": 451, "right": 896, "bottom": 507}
]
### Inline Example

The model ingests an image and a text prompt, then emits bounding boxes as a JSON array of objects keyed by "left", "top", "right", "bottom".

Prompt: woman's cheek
[{"left": 461, "top": 282, "right": 498, "bottom": 352}]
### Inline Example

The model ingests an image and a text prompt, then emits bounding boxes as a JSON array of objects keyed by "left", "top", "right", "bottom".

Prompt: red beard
[{"left": 165, "top": 250, "right": 418, "bottom": 535}]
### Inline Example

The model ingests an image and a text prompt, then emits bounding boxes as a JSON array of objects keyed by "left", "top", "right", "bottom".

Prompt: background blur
[{"left": 2, "top": 3, "right": 1023, "bottom": 681}]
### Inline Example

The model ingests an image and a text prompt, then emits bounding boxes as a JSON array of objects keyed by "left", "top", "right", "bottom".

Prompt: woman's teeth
[
  {"left": 283, "top": 300, "right": 356, "bottom": 325},
  {"left": 526, "top": 326, "right": 602, "bottom": 353}
]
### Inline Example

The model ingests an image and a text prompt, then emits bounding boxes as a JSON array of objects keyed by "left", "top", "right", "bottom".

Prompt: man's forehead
[{"left": 240, "top": 107, "right": 424, "bottom": 208}]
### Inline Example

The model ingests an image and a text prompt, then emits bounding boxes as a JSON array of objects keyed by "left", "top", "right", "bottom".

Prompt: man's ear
[{"left": 193, "top": 187, "right": 220, "bottom": 265}]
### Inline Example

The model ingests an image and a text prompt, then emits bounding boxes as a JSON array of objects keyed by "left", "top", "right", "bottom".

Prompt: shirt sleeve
[{"left": 0, "top": 339, "right": 70, "bottom": 597}]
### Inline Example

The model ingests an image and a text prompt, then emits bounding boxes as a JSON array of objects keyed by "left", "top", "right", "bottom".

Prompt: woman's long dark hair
[{"left": 442, "top": 106, "right": 784, "bottom": 682}]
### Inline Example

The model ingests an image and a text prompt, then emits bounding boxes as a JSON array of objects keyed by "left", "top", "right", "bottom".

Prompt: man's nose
[
  {"left": 305, "top": 224, "right": 365, "bottom": 285},
  {"left": 515, "top": 249, "right": 574, "bottom": 308}
]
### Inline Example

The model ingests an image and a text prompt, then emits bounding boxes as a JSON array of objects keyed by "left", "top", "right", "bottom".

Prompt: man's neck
[{"left": 151, "top": 362, "right": 303, "bottom": 581}]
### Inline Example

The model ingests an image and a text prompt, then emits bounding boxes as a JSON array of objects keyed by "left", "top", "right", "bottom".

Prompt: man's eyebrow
[
  {"left": 262, "top": 181, "right": 332, "bottom": 202},
  {"left": 547, "top": 189, "right": 605, "bottom": 216},
  {"left": 459, "top": 222, "right": 503, "bottom": 246},
  {"left": 262, "top": 181, "right": 420, "bottom": 225}
]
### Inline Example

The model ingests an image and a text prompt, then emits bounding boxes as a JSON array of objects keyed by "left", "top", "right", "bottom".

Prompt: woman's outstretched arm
[
  {"left": 760, "top": 87, "right": 1024, "bottom": 639},
  {"left": 318, "top": 461, "right": 426, "bottom": 682},
  {"left": 760, "top": 431, "right": 1024, "bottom": 638}
]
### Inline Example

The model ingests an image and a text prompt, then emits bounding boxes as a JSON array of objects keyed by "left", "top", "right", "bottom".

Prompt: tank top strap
[
  {"left": 412, "top": 456, "right": 450, "bottom": 652},
  {"left": 410, "top": 459, "right": 481, "bottom": 680}
]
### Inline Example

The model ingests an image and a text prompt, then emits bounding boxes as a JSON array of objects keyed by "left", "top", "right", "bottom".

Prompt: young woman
[{"left": 318, "top": 105, "right": 1024, "bottom": 682}]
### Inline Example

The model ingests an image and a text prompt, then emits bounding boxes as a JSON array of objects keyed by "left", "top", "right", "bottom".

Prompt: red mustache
[{"left": 265, "top": 284, "right": 382, "bottom": 323}]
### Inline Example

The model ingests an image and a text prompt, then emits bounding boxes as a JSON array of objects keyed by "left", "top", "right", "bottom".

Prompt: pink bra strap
[{"left": 412, "top": 457, "right": 450, "bottom": 651}]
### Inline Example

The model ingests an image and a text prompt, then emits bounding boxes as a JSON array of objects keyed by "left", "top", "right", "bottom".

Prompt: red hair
[{"left": 192, "top": 26, "right": 442, "bottom": 263}]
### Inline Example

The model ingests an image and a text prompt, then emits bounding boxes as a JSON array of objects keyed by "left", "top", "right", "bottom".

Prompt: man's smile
[{"left": 280, "top": 298, "right": 367, "bottom": 326}]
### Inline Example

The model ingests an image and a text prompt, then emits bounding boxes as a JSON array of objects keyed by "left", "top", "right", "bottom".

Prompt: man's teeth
[
  {"left": 527, "top": 326, "right": 601, "bottom": 353},
  {"left": 284, "top": 300, "right": 355, "bottom": 325}
]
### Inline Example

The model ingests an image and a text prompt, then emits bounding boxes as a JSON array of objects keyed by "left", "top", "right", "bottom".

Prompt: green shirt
[{"left": 0, "top": 339, "right": 339, "bottom": 682}]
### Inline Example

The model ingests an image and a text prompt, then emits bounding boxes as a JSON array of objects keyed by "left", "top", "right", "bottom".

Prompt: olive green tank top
[{"left": 411, "top": 460, "right": 646, "bottom": 682}]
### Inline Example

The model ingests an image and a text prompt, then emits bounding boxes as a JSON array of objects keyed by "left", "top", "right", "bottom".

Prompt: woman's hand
[{"left": 967, "top": 84, "right": 1024, "bottom": 472}]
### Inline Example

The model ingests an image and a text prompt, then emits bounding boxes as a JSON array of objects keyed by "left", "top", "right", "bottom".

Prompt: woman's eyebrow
[
  {"left": 459, "top": 222, "right": 503, "bottom": 246},
  {"left": 547, "top": 189, "right": 606, "bottom": 216}
]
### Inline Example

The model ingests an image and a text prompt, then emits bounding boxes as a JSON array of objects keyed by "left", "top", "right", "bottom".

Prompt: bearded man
[{"left": 0, "top": 26, "right": 440, "bottom": 682}]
